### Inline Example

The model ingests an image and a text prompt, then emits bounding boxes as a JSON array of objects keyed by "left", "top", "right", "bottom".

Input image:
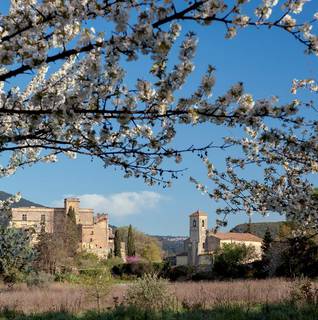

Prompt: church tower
[{"left": 188, "top": 210, "right": 208, "bottom": 266}]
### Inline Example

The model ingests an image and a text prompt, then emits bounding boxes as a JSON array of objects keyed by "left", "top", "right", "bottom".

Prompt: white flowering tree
[{"left": 0, "top": 0, "right": 317, "bottom": 234}]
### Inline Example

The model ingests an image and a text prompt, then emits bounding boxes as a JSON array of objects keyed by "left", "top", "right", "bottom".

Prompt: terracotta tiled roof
[
  {"left": 208, "top": 232, "right": 262, "bottom": 242},
  {"left": 189, "top": 210, "right": 208, "bottom": 217}
]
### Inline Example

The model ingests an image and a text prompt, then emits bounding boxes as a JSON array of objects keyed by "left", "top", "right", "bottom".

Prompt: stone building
[
  {"left": 11, "top": 197, "right": 115, "bottom": 258},
  {"left": 176, "top": 210, "right": 262, "bottom": 266}
]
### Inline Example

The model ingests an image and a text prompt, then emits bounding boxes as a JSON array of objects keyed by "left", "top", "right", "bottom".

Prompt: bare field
[{"left": 0, "top": 279, "right": 307, "bottom": 314}]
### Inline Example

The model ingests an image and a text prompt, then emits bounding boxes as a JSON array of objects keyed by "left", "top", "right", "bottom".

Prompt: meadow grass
[
  {"left": 0, "top": 278, "right": 317, "bottom": 319},
  {"left": 0, "top": 304, "right": 318, "bottom": 320},
  {"left": 0, "top": 278, "right": 298, "bottom": 313}
]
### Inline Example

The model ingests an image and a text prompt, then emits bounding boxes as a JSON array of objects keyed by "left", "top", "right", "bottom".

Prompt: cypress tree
[
  {"left": 114, "top": 229, "right": 121, "bottom": 257},
  {"left": 67, "top": 207, "right": 76, "bottom": 224},
  {"left": 262, "top": 228, "right": 273, "bottom": 258},
  {"left": 261, "top": 228, "right": 273, "bottom": 275},
  {"left": 64, "top": 207, "right": 80, "bottom": 257},
  {"left": 127, "top": 224, "right": 136, "bottom": 256}
]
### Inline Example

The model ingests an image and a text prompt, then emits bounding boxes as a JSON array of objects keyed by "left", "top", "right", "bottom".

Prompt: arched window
[
  {"left": 193, "top": 219, "right": 196, "bottom": 227},
  {"left": 202, "top": 219, "right": 205, "bottom": 227}
]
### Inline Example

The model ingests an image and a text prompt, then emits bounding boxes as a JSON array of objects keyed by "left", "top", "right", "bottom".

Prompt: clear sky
[{"left": 0, "top": 1, "right": 318, "bottom": 236}]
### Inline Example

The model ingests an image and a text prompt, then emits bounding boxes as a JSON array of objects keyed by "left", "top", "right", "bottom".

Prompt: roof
[
  {"left": 189, "top": 210, "right": 208, "bottom": 217},
  {"left": 208, "top": 232, "right": 262, "bottom": 242}
]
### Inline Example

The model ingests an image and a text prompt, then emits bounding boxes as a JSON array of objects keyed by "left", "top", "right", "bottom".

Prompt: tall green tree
[
  {"left": 261, "top": 228, "right": 273, "bottom": 276},
  {"left": 114, "top": 229, "right": 122, "bottom": 258},
  {"left": 127, "top": 224, "right": 136, "bottom": 256},
  {"left": 67, "top": 207, "right": 77, "bottom": 224},
  {"left": 0, "top": 227, "right": 35, "bottom": 285},
  {"left": 63, "top": 207, "right": 80, "bottom": 258},
  {"left": 261, "top": 228, "right": 273, "bottom": 260}
]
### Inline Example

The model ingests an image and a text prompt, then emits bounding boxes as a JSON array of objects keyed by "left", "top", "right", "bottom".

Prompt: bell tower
[{"left": 188, "top": 210, "right": 208, "bottom": 265}]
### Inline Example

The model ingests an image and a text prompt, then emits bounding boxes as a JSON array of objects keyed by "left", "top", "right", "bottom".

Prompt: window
[
  {"left": 90, "top": 238, "right": 93, "bottom": 242},
  {"left": 202, "top": 219, "right": 205, "bottom": 227},
  {"left": 193, "top": 219, "right": 196, "bottom": 227},
  {"left": 22, "top": 214, "right": 27, "bottom": 221},
  {"left": 41, "top": 214, "right": 46, "bottom": 223},
  {"left": 91, "top": 231, "right": 94, "bottom": 235},
  {"left": 202, "top": 242, "right": 205, "bottom": 249}
]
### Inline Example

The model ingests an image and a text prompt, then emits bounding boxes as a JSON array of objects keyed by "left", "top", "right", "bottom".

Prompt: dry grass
[
  {"left": 0, "top": 282, "right": 127, "bottom": 314},
  {"left": 170, "top": 278, "right": 294, "bottom": 309},
  {"left": 0, "top": 278, "right": 313, "bottom": 314}
]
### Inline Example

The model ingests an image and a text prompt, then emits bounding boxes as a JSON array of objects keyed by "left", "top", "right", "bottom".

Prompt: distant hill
[
  {"left": 152, "top": 235, "right": 187, "bottom": 257},
  {"left": 230, "top": 221, "right": 286, "bottom": 239},
  {"left": 0, "top": 191, "right": 45, "bottom": 208}
]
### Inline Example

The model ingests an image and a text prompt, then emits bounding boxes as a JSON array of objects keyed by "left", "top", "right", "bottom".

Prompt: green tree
[
  {"left": 0, "top": 227, "right": 35, "bottom": 286},
  {"left": 67, "top": 207, "right": 76, "bottom": 224},
  {"left": 260, "top": 228, "right": 274, "bottom": 277},
  {"left": 114, "top": 229, "right": 122, "bottom": 258},
  {"left": 261, "top": 228, "right": 273, "bottom": 261},
  {"left": 142, "top": 241, "right": 162, "bottom": 263},
  {"left": 213, "top": 243, "right": 256, "bottom": 278},
  {"left": 127, "top": 224, "right": 136, "bottom": 256},
  {"left": 63, "top": 207, "right": 80, "bottom": 258},
  {"left": 277, "top": 236, "right": 318, "bottom": 278}
]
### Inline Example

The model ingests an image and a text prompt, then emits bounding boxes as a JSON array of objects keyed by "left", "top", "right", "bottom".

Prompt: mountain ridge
[{"left": 0, "top": 191, "right": 45, "bottom": 208}]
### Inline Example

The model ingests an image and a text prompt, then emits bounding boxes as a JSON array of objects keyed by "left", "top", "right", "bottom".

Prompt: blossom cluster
[{"left": 0, "top": 1, "right": 317, "bottom": 233}]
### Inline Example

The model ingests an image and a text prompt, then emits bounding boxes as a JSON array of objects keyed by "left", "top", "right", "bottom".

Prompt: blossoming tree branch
[{"left": 0, "top": 0, "right": 317, "bottom": 231}]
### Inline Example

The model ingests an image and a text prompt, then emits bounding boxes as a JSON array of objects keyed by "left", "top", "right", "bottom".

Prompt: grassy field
[
  {"left": 1, "top": 304, "right": 318, "bottom": 320},
  {"left": 0, "top": 279, "right": 317, "bottom": 319}
]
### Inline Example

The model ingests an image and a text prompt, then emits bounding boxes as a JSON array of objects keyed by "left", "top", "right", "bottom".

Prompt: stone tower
[
  {"left": 64, "top": 198, "right": 80, "bottom": 223},
  {"left": 188, "top": 210, "right": 208, "bottom": 266}
]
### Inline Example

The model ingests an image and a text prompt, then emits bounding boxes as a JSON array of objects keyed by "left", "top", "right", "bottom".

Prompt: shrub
[
  {"left": 125, "top": 273, "right": 173, "bottom": 311},
  {"left": 112, "top": 261, "right": 164, "bottom": 278},
  {"left": 290, "top": 278, "right": 318, "bottom": 306},
  {"left": 165, "top": 265, "right": 194, "bottom": 281},
  {"left": 25, "top": 271, "right": 54, "bottom": 287},
  {"left": 191, "top": 270, "right": 215, "bottom": 281}
]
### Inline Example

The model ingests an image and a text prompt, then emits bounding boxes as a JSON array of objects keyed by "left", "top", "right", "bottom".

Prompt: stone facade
[
  {"left": 178, "top": 210, "right": 263, "bottom": 266},
  {"left": 11, "top": 197, "right": 114, "bottom": 258}
]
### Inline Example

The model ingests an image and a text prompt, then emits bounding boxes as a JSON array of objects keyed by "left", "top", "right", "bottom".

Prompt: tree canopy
[{"left": 0, "top": 0, "right": 316, "bottom": 234}]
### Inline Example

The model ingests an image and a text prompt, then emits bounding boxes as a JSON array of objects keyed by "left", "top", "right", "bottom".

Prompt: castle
[
  {"left": 176, "top": 210, "right": 263, "bottom": 266},
  {"left": 10, "top": 197, "right": 115, "bottom": 258}
]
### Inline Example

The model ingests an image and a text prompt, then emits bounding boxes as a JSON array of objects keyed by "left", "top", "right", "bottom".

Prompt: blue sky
[{"left": 1, "top": 1, "right": 318, "bottom": 236}]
